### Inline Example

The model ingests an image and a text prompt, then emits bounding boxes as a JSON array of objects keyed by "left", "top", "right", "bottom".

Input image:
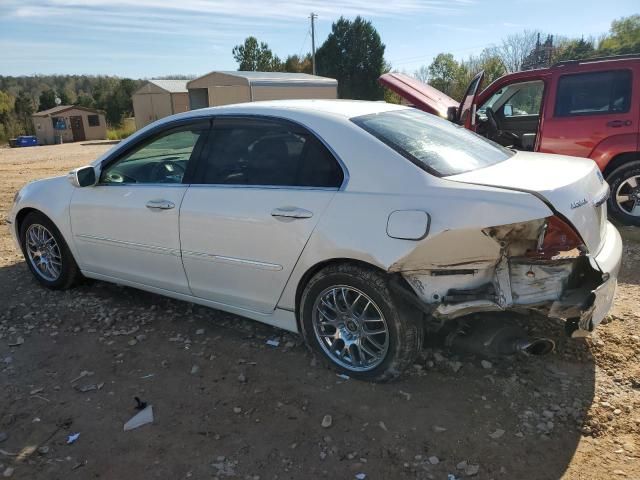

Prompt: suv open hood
[
  {"left": 379, "top": 73, "right": 458, "bottom": 118},
  {"left": 446, "top": 152, "right": 609, "bottom": 254}
]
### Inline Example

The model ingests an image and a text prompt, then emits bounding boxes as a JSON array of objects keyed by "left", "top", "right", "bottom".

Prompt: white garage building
[{"left": 187, "top": 71, "right": 338, "bottom": 110}]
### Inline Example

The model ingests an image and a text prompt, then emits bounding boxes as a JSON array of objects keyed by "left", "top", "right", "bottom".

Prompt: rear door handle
[
  {"left": 271, "top": 207, "right": 313, "bottom": 219},
  {"left": 606, "top": 120, "right": 631, "bottom": 128},
  {"left": 146, "top": 199, "right": 175, "bottom": 210}
]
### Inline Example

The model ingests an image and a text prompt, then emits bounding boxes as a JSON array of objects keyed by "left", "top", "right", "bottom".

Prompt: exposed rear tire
[
  {"left": 19, "top": 211, "right": 81, "bottom": 290},
  {"left": 607, "top": 160, "right": 640, "bottom": 226},
  {"left": 300, "top": 263, "right": 423, "bottom": 382}
]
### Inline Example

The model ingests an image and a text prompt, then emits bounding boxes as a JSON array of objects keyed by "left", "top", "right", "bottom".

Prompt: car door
[
  {"left": 539, "top": 68, "right": 636, "bottom": 157},
  {"left": 70, "top": 120, "right": 209, "bottom": 293},
  {"left": 179, "top": 116, "right": 345, "bottom": 313}
]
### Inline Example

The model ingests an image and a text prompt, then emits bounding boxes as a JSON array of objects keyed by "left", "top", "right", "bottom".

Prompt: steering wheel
[
  {"left": 149, "top": 160, "right": 185, "bottom": 183},
  {"left": 484, "top": 107, "right": 499, "bottom": 139}
]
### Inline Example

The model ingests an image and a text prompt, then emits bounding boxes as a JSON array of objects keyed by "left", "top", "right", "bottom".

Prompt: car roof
[{"left": 170, "top": 99, "right": 409, "bottom": 122}]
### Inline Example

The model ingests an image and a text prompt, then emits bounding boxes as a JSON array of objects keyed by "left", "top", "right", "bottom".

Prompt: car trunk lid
[{"left": 446, "top": 151, "right": 609, "bottom": 254}]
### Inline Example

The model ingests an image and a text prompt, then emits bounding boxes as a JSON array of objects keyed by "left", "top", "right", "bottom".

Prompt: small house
[
  {"left": 187, "top": 71, "right": 338, "bottom": 110},
  {"left": 132, "top": 79, "right": 190, "bottom": 129},
  {"left": 32, "top": 105, "right": 107, "bottom": 145}
]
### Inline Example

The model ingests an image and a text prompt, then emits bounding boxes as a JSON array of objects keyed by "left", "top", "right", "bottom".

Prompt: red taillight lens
[{"left": 527, "top": 216, "right": 584, "bottom": 260}]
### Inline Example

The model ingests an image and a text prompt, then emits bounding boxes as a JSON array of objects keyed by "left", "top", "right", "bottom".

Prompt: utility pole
[{"left": 310, "top": 12, "right": 318, "bottom": 75}]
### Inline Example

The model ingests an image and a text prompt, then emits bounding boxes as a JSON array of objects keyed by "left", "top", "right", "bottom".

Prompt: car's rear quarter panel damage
[{"left": 395, "top": 219, "right": 605, "bottom": 334}]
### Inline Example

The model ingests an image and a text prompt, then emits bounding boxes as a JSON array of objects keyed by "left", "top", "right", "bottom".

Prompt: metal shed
[
  {"left": 132, "top": 79, "right": 190, "bottom": 130},
  {"left": 32, "top": 105, "right": 106, "bottom": 145},
  {"left": 186, "top": 71, "right": 338, "bottom": 110}
]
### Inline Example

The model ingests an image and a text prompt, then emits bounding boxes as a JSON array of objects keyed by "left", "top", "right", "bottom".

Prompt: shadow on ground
[{"left": 0, "top": 261, "right": 596, "bottom": 479}]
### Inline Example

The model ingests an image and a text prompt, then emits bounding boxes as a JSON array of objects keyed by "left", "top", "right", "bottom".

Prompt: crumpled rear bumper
[{"left": 577, "top": 221, "right": 622, "bottom": 335}]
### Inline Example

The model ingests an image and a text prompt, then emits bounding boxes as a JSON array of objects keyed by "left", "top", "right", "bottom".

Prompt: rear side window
[
  {"left": 196, "top": 117, "right": 343, "bottom": 188},
  {"left": 352, "top": 109, "right": 514, "bottom": 177},
  {"left": 554, "top": 70, "right": 632, "bottom": 117}
]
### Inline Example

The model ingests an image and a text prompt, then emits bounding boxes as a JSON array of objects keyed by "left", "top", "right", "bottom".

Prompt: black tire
[
  {"left": 19, "top": 211, "right": 81, "bottom": 290},
  {"left": 300, "top": 263, "right": 423, "bottom": 382},
  {"left": 606, "top": 160, "right": 640, "bottom": 226}
]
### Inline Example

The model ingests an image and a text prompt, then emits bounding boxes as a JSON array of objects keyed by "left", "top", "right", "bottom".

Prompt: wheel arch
[
  {"left": 15, "top": 207, "right": 43, "bottom": 240},
  {"left": 603, "top": 151, "right": 640, "bottom": 179}
]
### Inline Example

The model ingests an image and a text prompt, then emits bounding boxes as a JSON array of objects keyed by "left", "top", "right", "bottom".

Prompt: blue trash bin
[{"left": 15, "top": 136, "right": 38, "bottom": 147}]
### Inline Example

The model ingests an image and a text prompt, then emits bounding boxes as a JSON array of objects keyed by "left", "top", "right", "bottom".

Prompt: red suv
[{"left": 380, "top": 54, "right": 640, "bottom": 226}]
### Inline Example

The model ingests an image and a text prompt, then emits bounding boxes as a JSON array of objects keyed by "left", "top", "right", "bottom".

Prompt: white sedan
[{"left": 9, "top": 100, "right": 622, "bottom": 381}]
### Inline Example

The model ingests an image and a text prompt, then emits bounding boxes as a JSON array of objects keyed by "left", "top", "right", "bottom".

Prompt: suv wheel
[
  {"left": 19, "top": 211, "right": 81, "bottom": 289},
  {"left": 300, "top": 263, "right": 423, "bottom": 382},
  {"left": 607, "top": 160, "right": 640, "bottom": 226}
]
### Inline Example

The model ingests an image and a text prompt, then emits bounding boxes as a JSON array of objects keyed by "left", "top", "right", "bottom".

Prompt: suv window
[
  {"left": 503, "top": 82, "right": 544, "bottom": 116},
  {"left": 101, "top": 125, "right": 206, "bottom": 184},
  {"left": 196, "top": 117, "right": 343, "bottom": 188},
  {"left": 554, "top": 70, "right": 632, "bottom": 117},
  {"left": 352, "top": 108, "right": 514, "bottom": 177}
]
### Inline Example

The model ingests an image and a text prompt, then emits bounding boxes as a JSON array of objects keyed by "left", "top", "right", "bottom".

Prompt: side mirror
[
  {"left": 503, "top": 104, "right": 513, "bottom": 117},
  {"left": 67, "top": 166, "right": 97, "bottom": 188},
  {"left": 446, "top": 106, "right": 458, "bottom": 123}
]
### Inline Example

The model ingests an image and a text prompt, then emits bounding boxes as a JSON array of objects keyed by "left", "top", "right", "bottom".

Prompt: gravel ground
[{"left": 1, "top": 142, "right": 639, "bottom": 480}]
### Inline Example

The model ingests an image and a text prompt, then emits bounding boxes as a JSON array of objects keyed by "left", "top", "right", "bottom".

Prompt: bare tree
[
  {"left": 413, "top": 65, "right": 429, "bottom": 83},
  {"left": 489, "top": 30, "right": 540, "bottom": 73}
]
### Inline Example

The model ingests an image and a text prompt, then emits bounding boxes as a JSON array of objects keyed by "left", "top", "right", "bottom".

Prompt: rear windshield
[{"left": 351, "top": 108, "right": 514, "bottom": 176}]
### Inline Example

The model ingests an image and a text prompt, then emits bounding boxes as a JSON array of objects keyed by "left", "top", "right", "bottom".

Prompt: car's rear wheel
[
  {"left": 19, "top": 211, "right": 81, "bottom": 289},
  {"left": 607, "top": 161, "right": 640, "bottom": 226},
  {"left": 300, "top": 263, "right": 423, "bottom": 382}
]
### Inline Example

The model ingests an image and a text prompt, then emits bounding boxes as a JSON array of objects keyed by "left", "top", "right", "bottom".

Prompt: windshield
[{"left": 352, "top": 108, "right": 514, "bottom": 176}]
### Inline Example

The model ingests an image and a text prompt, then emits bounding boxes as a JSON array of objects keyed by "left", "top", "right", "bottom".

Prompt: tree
[
  {"left": 489, "top": 30, "right": 540, "bottom": 72},
  {"left": 552, "top": 37, "right": 596, "bottom": 63},
  {"left": 413, "top": 65, "right": 429, "bottom": 83},
  {"left": 14, "top": 91, "right": 34, "bottom": 134},
  {"left": 599, "top": 15, "right": 640, "bottom": 55},
  {"left": 427, "top": 53, "right": 459, "bottom": 96},
  {"left": 316, "top": 16, "right": 387, "bottom": 100},
  {"left": 283, "top": 54, "right": 312, "bottom": 74},
  {"left": 38, "top": 89, "right": 57, "bottom": 111},
  {"left": 232, "top": 37, "right": 283, "bottom": 71},
  {"left": 59, "top": 91, "right": 71, "bottom": 105}
]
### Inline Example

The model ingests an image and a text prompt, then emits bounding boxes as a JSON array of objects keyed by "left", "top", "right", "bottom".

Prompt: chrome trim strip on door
[
  {"left": 181, "top": 250, "right": 283, "bottom": 271},
  {"left": 75, "top": 234, "right": 181, "bottom": 256}
]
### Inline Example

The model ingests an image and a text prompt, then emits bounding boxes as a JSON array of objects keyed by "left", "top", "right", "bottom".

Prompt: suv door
[
  {"left": 539, "top": 68, "right": 635, "bottom": 157},
  {"left": 179, "top": 116, "right": 345, "bottom": 314},
  {"left": 70, "top": 120, "right": 209, "bottom": 293}
]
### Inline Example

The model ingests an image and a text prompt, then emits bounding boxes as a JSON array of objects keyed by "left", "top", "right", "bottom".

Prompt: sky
[{"left": 1, "top": 0, "right": 638, "bottom": 79}]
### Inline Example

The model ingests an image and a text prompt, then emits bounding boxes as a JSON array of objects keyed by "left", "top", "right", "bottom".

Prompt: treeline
[
  {"left": 233, "top": 16, "right": 388, "bottom": 101},
  {"left": 233, "top": 15, "right": 639, "bottom": 104},
  {"left": 419, "top": 14, "right": 639, "bottom": 101},
  {"left": 0, "top": 75, "right": 143, "bottom": 141}
]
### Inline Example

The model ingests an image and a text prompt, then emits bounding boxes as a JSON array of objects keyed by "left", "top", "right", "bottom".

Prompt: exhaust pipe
[
  {"left": 443, "top": 316, "right": 555, "bottom": 358},
  {"left": 516, "top": 338, "right": 555, "bottom": 356}
]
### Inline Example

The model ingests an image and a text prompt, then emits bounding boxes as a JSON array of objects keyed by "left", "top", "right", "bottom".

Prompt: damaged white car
[{"left": 9, "top": 100, "right": 622, "bottom": 381}]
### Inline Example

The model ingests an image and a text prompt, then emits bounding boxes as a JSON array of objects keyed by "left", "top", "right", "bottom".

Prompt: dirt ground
[{"left": 1, "top": 142, "right": 640, "bottom": 480}]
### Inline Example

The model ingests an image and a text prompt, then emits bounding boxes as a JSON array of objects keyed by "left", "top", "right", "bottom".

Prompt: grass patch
[{"left": 107, "top": 125, "right": 136, "bottom": 140}]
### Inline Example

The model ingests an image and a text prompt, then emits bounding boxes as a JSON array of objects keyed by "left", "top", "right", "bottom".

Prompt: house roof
[
  {"left": 187, "top": 71, "right": 337, "bottom": 88},
  {"left": 146, "top": 79, "right": 189, "bottom": 93},
  {"left": 32, "top": 105, "right": 104, "bottom": 117}
]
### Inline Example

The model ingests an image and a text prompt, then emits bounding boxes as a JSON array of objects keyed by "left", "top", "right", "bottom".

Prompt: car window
[
  {"left": 554, "top": 70, "right": 631, "bottom": 117},
  {"left": 503, "top": 82, "right": 543, "bottom": 116},
  {"left": 352, "top": 108, "right": 514, "bottom": 177},
  {"left": 101, "top": 126, "right": 206, "bottom": 184},
  {"left": 196, "top": 117, "right": 344, "bottom": 188}
]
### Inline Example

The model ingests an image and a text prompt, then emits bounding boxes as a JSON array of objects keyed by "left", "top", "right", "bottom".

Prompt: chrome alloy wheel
[
  {"left": 312, "top": 286, "right": 390, "bottom": 372},
  {"left": 25, "top": 224, "right": 62, "bottom": 281},
  {"left": 615, "top": 174, "right": 640, "bottom": 217}
]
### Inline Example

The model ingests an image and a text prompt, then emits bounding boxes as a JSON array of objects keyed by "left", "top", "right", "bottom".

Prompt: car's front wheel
[
  {"left": 300, "top": 263, "right": 423, "bottom": 382},
  {"left": 607, "top": 160, "right": 640, "bottom": 226},
  {"left": 19, "top": 211, "right": 81, "bottom": 289}
]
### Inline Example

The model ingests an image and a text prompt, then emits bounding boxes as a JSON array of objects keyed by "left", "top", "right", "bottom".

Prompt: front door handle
[
  {"left": 146, "top": 199, "right": 175, "bottom": 210},
  {"left": 271, "top": 207, "right": 313, "bottom": 219},
  {"left": 606, "top": 120, "right": 631, "bottom": 128}
]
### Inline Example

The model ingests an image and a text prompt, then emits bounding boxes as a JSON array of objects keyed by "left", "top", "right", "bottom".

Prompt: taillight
[{"left": 527, "top": 216, "right": 584, "bottom": 260}]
